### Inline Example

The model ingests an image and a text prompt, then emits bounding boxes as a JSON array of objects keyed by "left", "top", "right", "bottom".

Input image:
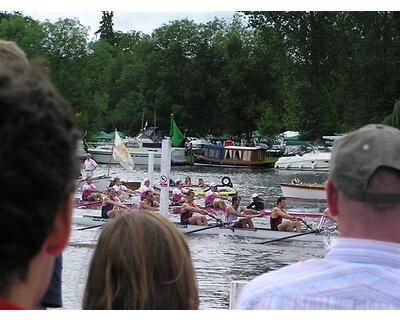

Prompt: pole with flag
[
  {"left": 113, "top": 129, "right": 135, "bottom": 171},
  {"left": 170, "top": 114, "right": 184, "bottom": 147}
]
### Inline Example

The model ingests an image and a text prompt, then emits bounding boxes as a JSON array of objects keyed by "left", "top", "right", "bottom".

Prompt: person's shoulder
[{"left": 237, "top": 259, "right": 322, "bottom": 309}]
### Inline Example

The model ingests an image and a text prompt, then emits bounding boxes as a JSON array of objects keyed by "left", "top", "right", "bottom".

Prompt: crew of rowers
[{"left": 80, "top": 175, "right": 337, "bottom": 232}]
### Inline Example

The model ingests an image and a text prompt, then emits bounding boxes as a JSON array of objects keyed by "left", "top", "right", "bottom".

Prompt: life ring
[{"left": 221, "top": 176, "right": 233, "bottom": 188}]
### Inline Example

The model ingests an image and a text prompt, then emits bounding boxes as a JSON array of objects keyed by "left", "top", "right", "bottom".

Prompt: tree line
[{"left": 1, "top": 11, "right": 399, "bottom": 140}]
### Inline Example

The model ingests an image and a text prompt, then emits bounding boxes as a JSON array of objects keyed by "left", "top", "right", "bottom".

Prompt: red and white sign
[{"left": 159, "top": 175, "right": 168, "bottom": 188}]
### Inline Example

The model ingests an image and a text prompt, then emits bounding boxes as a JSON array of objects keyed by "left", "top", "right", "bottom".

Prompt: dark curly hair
[{"left": 0, "top": 67, "right": 80, "bottom": 295}]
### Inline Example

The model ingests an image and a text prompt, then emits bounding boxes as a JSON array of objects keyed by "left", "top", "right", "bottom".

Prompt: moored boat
[
  {"left": 87, "top": 127, "right": 185, "bottom": 166},
  {"left": 194, "top": 145, "right": 270, "bottom": 168},
  {"left": 274, "top": 152, "right": 331, "bottom": 171},
  {"left": 280, "top": 182, "right": 326, "bottom": 200}
]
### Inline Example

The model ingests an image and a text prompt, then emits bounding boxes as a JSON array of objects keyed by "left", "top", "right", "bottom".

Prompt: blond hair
[{"left": 83, "top": 211, "right": 199, "bottom": 309}]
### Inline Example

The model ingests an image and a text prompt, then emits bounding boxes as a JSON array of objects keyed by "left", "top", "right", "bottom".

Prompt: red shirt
[{"left": 0, "top": 298, "right": 24, "bottom": 310}]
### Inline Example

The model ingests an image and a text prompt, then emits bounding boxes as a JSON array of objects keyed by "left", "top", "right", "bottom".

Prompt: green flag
[{"left": 170, "top": 114, "right": 184, "bottom": 147}]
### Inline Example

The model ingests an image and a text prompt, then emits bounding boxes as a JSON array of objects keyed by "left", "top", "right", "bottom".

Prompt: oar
[
  {"left": 299, "top": 218, "right": 314, "bottom": 231},
  {"left": 257, "top": 229, "right": 319, "bottom": 244},
  {"left": 184, "top": 223, "right": 223, "bottom": 235},
  {"left": 73, "top": 201, "right": 103, "bottom": 208},
  {"left": 206, "top": 210, "right": 223, "bottom": 223},
  {"left": 77, "top": 223, "right": 105, "bottom": 231}
]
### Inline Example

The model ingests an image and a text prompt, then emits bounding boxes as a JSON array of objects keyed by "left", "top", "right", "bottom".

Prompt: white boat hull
[
  {"left": 88, "top": 146, "right": 185, "bottom": 166},
  {"left": 73, "top": 215, "right": 326, "bottom": 242},
  {"left": 280, "top": 183, "right": 326, "bottom": 200},
  {"left": 275, "top": 152, "right": 331, "bottom": 171}
]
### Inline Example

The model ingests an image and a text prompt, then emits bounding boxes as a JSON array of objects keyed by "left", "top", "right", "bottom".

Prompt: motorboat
[
  {"left": 87, "top": 127, "right": 185, "bottom": 166},
  {"left": 274, "top": 152, "right": 331, "bottom": 171}
]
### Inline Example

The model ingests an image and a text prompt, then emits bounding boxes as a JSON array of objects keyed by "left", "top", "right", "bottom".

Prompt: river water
[{"left": 64, "top": 164, "right": 331, "bottom": 309}]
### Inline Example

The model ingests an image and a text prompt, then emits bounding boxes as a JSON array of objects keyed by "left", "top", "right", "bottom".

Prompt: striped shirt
[{"left": 237, "top": 238, "right": 400, "bottom": 309}]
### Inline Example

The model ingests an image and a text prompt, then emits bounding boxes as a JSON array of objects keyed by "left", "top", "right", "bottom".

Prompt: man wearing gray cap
[{"left": 237, "top": 124, "right": 400, "bottom": 309}]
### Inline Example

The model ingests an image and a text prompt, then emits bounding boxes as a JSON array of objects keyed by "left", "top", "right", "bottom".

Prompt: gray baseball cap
[{"left": 329, "top": 124, "right": 400, "bottom": 203}]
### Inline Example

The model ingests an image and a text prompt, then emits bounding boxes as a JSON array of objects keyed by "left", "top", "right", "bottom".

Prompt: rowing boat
[
  {"left": 280, "top": 182, "right": 326, "bottom": 200},
  {"left": 73, "top": 199, "right": 322, "bottom": 219},
  {"left": 72, "top": 215, "right": 327, "bottom": 242}
]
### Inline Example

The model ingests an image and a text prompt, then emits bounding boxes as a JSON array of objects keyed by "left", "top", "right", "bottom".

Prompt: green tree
[{"left": 95, "top": 11, "right": 115, "bottom": 46}]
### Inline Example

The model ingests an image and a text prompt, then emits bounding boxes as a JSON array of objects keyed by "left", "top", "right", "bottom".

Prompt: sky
[
  {"left": 23, "top": 11, "right": 236, "bottom": 38},
  {"left": 9, "top": 0, "right": 400, "bottom": 39}
]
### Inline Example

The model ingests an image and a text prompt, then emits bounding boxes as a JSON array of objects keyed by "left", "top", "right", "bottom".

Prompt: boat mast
[{"left": 141, "top": 109, "right": 145, "bottom": 130}]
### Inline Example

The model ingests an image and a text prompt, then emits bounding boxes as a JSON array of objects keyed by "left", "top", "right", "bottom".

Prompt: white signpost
[
  {"left": 159, "top": 139, "right": 171, "bottom": 217},
  {"left": 148, "top": 152, "right": 154, "bottom": 186}
]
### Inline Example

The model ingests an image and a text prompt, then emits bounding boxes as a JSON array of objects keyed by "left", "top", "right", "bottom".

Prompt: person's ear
[
  {"left": 326, "top": 181, "right": 339, "bottom": 217},
  {"left": 45, "top": 194, "right": 73, "bottom": 255}
]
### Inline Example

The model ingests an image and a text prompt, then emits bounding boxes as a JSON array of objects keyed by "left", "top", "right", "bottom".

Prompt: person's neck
[{"left": 5, "top": 251, "right": 53, "bottom": 310}]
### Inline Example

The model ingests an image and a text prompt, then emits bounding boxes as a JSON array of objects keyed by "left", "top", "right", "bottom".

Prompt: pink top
[
  {"left": 84, "top": 158, "right": 97, "bottom": 171},
  {"left": 138, "top": 185, "right": 154, "bottom": 201},
  {"left": 171, "top": 187, "right": 184, "bottom": 202},
  {"left": 112, "top": 184, "right": 128, "bottom": 197},
  {"left": 204, "top": 190, "right": 216, "bottom": 205},
  {"left": 82, "top": 183, "right": 96, "bottom": 197}
]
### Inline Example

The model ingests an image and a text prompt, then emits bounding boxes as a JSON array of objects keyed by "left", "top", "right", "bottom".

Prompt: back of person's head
[
  {"left": 277, "top": 196, "right": 286, "bottom": 205},
  {"left": 0, "top": 40, "right": 29, "bottom": 72},
  {"left": 329, "top": 124, "right": 400, "bottom": 204},
  {"left": 0, "top": 67, "right": 79, "bottom": 295},
  {"left": 83, "top": 211, "right": 199, "bottom": 309},
  {"left": 327, "top": 124, "right": 400, "bottom": 241}
]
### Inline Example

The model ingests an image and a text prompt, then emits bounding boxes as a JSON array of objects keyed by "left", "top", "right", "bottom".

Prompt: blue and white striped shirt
[{"left": 237, "top": 238, "right": 400, "bottom": 309}]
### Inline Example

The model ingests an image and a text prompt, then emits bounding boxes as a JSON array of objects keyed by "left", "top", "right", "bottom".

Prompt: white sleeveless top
[{"left": 225, "top": 205, "right": 241, "bottom": 224}]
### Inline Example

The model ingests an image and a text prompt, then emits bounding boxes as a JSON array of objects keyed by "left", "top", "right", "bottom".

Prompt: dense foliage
[{"left": 1, "top": 11, "right": 399, "bottom": 139}]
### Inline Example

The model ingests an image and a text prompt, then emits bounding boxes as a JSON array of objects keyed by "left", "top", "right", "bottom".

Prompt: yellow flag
[{"left": 113, "top": 131, "right": 135, "bottom": 170}]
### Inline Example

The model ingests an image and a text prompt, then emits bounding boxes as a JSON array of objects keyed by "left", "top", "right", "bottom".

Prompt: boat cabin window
[
  {"left": 126, "top": 142, "right": 140, "bottom": 148},
  {"left": 243, "top": 151, "right": 251, "bottom": 161},
  {"left": 225, "top": 150, "right": 231, "bottom": 160},
  {"left": 234, "top": 150, "right": 241, "bottom": 160}
]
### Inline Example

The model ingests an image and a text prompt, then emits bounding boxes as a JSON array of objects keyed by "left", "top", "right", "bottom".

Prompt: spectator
[
  {"left": 83, "top": 211, "right": 199, "bottom": 309},
  {"left": 83, "top": 153, "right": 97, "bottom": 178},
  {"left": 237, "top": 124, "right": 400, "bottom": 309},
  {"left": 0, "top": 62, "right": 79, "bottom": 309}
]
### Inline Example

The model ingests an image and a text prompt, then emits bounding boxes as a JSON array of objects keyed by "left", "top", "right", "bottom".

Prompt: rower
[
  {"left": 181, "top": 190, "right": 209, "bottom": 226},
  {"left": 182, "top": 175, "right": 192, "bottom": 188},
  {"left": 204, "top": 183, "right": 227, "bottom": 209},
  {"left": 318, "top": 207, "right": 337, "bottom": 233},
  {"left": 101, "top": 188, "right": 129, "bottom": 219},
  {"left": 170, "top": 180, "right": 187, "bottom": 206},
  {"left": 225, "top": 195, "right": 265, "bottom": 229},
  {"left": 81, "top": 177, "right": 103, "bottom": 201},
  {"left": 246, "top": 193, "right": 265, "bottom": 211},
  {"left": 111, "top": 177, "right": 136, "bottom": 199},
  {"left": 138, "top": 177, "right": 160, "bottom": 201},
  {"left": 139, "top": 190, "right": 160, "bottom": 212},
  {"left": 197, "top": 178, "right": 207, "bottom": 189},
  {"left": 270, "top": 197, "right": 302, "bottom": 232}
]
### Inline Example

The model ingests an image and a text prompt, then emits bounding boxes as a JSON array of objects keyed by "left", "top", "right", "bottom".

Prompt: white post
[
  {"left": 159, "top": 139, "right": 171, "bottom": 217},
  {"left": 148, "top": 152, "right": 154, "bottom": 186},
  {"left": 229, "top": 280, "right": 249, "bottom": 309}
]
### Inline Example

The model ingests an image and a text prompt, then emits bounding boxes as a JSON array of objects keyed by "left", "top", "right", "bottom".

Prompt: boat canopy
[{"left": 89, "top": 130, "right": 126, "bottom": 141}]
